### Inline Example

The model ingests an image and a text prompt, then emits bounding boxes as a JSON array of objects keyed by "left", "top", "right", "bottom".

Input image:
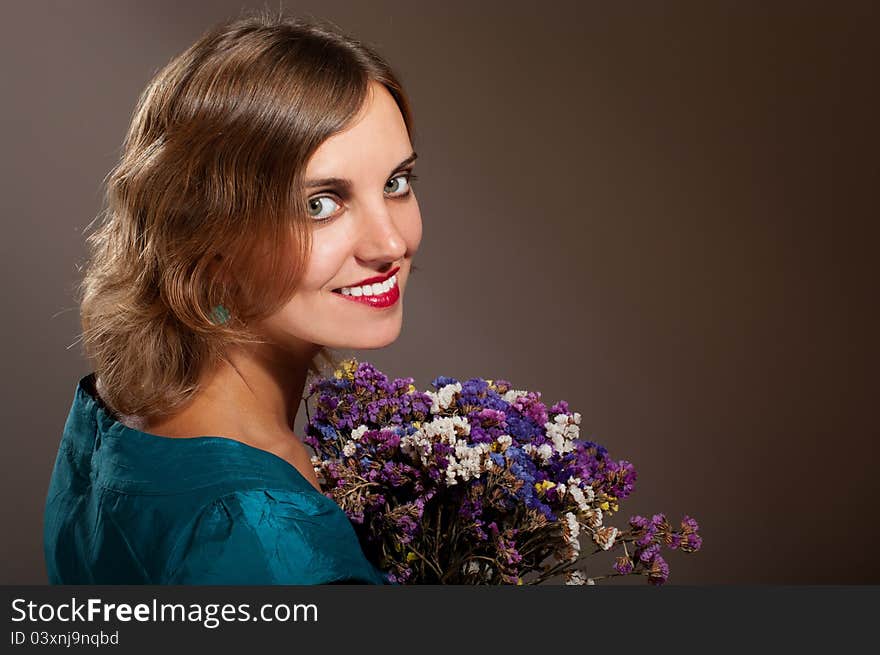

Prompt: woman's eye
[
  {"left": 309, "top": 173, "right": 416, "bottom": 222},
  {"left": 385, "top": 173, "right": 415, "bottom": 197},
  {"left": 307, "top": 196, "right": 341, "bottom": 221}
]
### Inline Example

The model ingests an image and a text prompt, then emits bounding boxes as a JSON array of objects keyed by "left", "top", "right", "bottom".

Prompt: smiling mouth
[
  {"left": 331, "top": 272, "right": 399, "bottom": 297},
  {"left": 331, "top": 273, "right": 401, "bottom": 309},
  {"left": 331, "top": 266, "right": 401, "bottom": 295}
]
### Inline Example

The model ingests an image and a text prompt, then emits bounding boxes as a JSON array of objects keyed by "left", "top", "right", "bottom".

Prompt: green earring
[{"left": 210, "top": 304, "right": 231, "bottom": 325}]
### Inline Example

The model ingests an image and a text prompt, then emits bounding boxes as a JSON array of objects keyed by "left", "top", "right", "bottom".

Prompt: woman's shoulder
[
  {"left": 162, "top": 486, "right": 387, "bottom": 584},
  {"left": 50, "top": 374, "right": 388, "bottom": 584},
  {"left": 195, "top": 485, "right": 343, "bottom": 525},
  {"left": 65, "top": 372, "right": 316, "bottom": 497}
]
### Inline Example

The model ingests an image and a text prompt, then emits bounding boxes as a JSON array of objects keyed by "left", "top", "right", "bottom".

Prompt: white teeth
[{"left": 337, "top": 274, "right": 398, "bottom": 297}]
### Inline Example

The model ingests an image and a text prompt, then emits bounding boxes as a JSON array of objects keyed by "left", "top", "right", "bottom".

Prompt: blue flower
[
  {"left": 431, "top": 375, "right": 459, "bottom": 389},
  {"left": 505, "top": 413, "right": 541, "bottom": 443},
  {"left": 316, "top": 423, "right": 338, "bottom": 441}
]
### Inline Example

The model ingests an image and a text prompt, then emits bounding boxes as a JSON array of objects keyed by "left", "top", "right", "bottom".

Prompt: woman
[{"left": 43, "top": 11, "right": 422, "bottom": 584}]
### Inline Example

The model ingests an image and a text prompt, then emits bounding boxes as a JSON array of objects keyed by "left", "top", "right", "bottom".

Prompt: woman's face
[{"left": 261, "top": 80, "right": 422, "bottom": 353}]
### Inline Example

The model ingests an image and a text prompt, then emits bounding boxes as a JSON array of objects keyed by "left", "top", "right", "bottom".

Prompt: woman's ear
[
  {"left": 204, "top": 253, "right": 239, "bottom": 314},
  {"left": 207, "top": 253, "right": 235, "bottom": 292}
]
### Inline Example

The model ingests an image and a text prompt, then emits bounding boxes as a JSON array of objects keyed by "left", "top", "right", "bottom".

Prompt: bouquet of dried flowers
[{"left": 304, "top": 358, "right": 702, "bottom": 584}]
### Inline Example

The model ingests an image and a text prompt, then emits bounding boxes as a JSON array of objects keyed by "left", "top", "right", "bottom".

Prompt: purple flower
[
  {"left": 629, "top": 515, "right": 649, "bottom": 530},
  {"left": 604, "top": 459, "right": 637, "bottom": 499},
  {"left": 639, "top": 542, "right": 661, "bottom": 563},
  {"left": 636, "top": 526, "right": 658, "bottom": 547},
  {"left": 459, "top": 496, "right": 484, "bottom": 522},
  {"left": 647, "top": 554, "right": 670, "bottom": 585},
  {"left": 681, "top": 532, "right": 703, "bottom": 552},
  {"left": 549, "top": 400, "right": 570, "bottom": 415},
  {"left": 681, "top": 515, "right": 700, "bottom": 533},
  {"left": 614, "top": 556, "right": 634, "bottom": 575},
  {"left": 508, "top": 390, "right": 549, "bottom": 427}
]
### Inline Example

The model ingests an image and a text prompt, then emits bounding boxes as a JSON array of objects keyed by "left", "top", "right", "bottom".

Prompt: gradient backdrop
[{"left": 2, "top": 0, "right": 878, "bottom": 584}]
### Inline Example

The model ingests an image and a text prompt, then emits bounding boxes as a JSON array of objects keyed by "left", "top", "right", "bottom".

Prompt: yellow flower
[
  {"left": 407, "top": 383, "right": 416, "bottom": 393},
  {"left": 534, "top": 480, "right": 556, "bottom": 496},
  {"left": 412, "top": 421, "right": 421, "bottom": 429},
  {"left": 517, "top": 577, "right": 523, "bottom": 585},
  {"left": 334, "top": 358, "right": 358, "bottom": 380},
  {"left": 406, "top": 552, "right": 418, "bottom": 563},
  {"left": 599, "top": 501, "right": 610, "bottom": 511}
]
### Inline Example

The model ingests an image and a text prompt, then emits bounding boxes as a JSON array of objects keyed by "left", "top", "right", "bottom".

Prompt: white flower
[
  {"left": 400, "top": 415, "right": 470, "bottom": 467},
  {"left": 445, "top": 440, "right": 492, "bottom": 485},
  {"left": 425, "top": 415, "right": 471, "bottom": 443},
  {"left": 544, "top": 414, "right": 580, "bottom": 455},
  {"left": 399, "top": 430, "right": 433, "bottom": 466},
  {"left": 565, "top": 570, "right": 587, "bottom": 585},
  {"left": 310, "top": 456, "right": 327, "bottom": 485},
  {"left": 563, "top": 512, "right": 582, "bottom": 562},
  {"left": 536, "top": 443, "right": 553, "bottom": 463},
  {"left": 351, "top": 425, "right": 369, "bottom": 441},
  {"left": 566, "top": 477, "right": 595, "bottom": 510},
  {"left": 496, "top": 434, "right": 512, "bottom": 451},
  {"left": 593, "top": 526, "right": 619, "bottom": 551},
  {"left": 583, "top": 507, "right": 603, "bottom": 528},
  {"left": 564, "top": 512, "right": 580, "bottom": 542},
  {"left": 502, "top": 389, "right": 529, "bottom": 403},
  {"left": 568, "top": 484, "right": 592, "bottom": 512},
  {"left": 342, "top": 441, "right": 357, "bottom": 457},
  {"left": 425, "top": 382, "right": 462, "bottom": 413}
]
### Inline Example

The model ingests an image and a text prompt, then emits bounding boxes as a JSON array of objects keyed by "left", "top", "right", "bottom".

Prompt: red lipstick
[{"left": 331, "top": 266, "right": 402, "bottom": 309}]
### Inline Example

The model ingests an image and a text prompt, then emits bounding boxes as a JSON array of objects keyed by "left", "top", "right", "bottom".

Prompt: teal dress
[{"left": 43, "top": 373, "right": 389, "bottom": 585}]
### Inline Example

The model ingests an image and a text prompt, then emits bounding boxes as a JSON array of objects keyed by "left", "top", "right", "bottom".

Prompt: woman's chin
[
  {"left": 342, "top": 333, "right": 402, "bottom": 351},
  {"left": 334, "top": 322, "right": 404, "bottom": 351}
]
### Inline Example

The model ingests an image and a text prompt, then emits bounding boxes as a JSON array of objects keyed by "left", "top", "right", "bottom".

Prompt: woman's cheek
[
  {"left": 404, "top": 203, "right": 423, "bottom": 254},
  {"left": 307, "top": 226, "right": 353, "bottom": 287}
]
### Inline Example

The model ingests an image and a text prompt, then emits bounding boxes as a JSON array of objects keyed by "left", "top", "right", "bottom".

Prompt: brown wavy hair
[{"left": 77, "top": 9, "right": 414, "bottom": 422}]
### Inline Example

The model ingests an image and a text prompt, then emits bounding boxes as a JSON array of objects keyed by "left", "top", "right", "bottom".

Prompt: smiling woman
[{"left": 43, "top": 9, "right": 422, "bottom": 584}]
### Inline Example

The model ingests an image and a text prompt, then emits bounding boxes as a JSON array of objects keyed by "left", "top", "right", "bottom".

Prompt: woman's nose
[{"left": 354, "top": 202, "right": 408, "bottom": 264}]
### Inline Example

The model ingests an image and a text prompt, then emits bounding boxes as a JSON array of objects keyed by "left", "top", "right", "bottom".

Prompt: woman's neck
[{"left": 141, "top": 340, "right": 323, "bottom": 490}]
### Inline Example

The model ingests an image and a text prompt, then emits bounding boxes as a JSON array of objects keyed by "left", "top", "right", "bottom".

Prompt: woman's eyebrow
[{"left": 304, "top": 152, "right": 418, "bottom": 189}]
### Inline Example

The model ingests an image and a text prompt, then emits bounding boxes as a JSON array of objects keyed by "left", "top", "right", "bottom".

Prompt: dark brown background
[{"left": 2, "top": 1, "right": 877, "bottom": 584}]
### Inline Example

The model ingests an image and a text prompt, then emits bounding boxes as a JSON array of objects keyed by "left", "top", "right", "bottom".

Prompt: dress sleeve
[{"left": 163, "top": 488, "right": 387, "bottom": 585}]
